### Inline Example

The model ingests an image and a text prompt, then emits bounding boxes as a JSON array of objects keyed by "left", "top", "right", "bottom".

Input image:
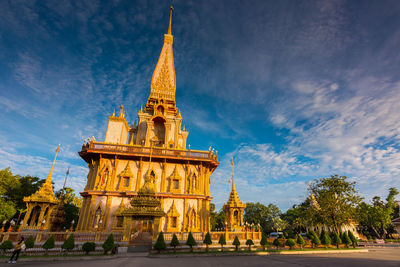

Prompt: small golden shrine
[
  {"left": 21, "top": 145, "right": 61, "bottom": 231},
  {"left": 224, "top": 159, "right": 246, "bottom": 231}
]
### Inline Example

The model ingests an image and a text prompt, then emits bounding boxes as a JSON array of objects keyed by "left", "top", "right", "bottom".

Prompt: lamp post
[
  {"left": 40, "top": 219, "right": 46, "bottom": 231},
  {"left": 18, "top": 220, "right": 23, "bottom": 232},
  {"left": 8, "top": 220, "right": 15, "bottom": 232},
  {"left": 70, "top": 220, "right": 75, "bottom": 232}
]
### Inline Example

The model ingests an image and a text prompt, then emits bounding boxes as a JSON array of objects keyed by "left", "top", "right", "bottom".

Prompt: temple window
[
  {"left": 173, "top": 179, "right": 179, "bottom": 190},
  {"left": 166, "top": 201, "right": 180, "bottom": 232},
  {"left": 101, "top": 169, "right": 109, "bottom": 186},
  {"left": 94, "top": 207, "right": 102, "bottom": 228},
  {"left": 116, "top": 216, "right": 124, "bottom": 227},
  {"left": 124, "top": 177, "right": 130, "bottom": 187},
  {"left": 171, "top": 217, "right": 177, "bottom": 228}
]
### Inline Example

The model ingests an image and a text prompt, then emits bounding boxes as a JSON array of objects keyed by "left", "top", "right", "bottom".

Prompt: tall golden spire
[
  {"left": 45, "top": 144, "right": 60, "bottom": 185},
  {"left": 231, "top": 158, "right": 236, "bottom": 192},
  {"left": 147, "top": 6, "right": 176, "bottom": 110},
  {"left": 227, "top": 159, "right": 243, "bottom": 206},
  {"left": 168, "top": 6, "right": 173, "bottom": 35}
]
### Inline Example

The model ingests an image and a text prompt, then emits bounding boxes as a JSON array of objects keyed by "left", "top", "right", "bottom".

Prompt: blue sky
[{"left": 1, "top": 0, "right": 400, "bottom": 211}]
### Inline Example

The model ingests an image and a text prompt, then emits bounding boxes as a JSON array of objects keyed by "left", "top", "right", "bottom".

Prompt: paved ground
[{"left": 1, "top": 248, "right": 400, "bottom": 267}]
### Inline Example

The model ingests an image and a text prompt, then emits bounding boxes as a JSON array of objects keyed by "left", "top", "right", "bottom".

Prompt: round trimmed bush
[
  {"left": 82, "top": 242, "right": 96, "bottom": 255},
  {"left": 285, "top": 238, "right": 296, "bottom": 249}
]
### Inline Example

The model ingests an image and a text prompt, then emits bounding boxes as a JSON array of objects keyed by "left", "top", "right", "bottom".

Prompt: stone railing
[
  {"left": 81, "top": 141, "right": 218, "bottom": 162},
  {"left": 0, "top": 231, "right": 124, "bottom": 244},
  {"left": 162, "top": 230, "right": 261, "bottom": 243}
]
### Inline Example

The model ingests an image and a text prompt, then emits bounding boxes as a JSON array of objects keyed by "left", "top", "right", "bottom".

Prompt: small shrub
[
  {"left": 203, "top": 232, "right": 212, "bottom": 252},
  {"left": 61, "top": 234, "right": 75, "bottom": 252},
  {"left": 285, "top": 238, "right": 296, "bottom": 250},
  {"left": 307, "top": 230, "right": 317, "bottom": 240},
  {"left": 273, "top": 238, "right": 281, "bottom": 250},
  {"left": 342, "top": 232, "right": 352, "bottom": 248},
  {"left": 246, "top": 239, "right": 254, "bottom": 251},
  {"left": 42, "top": 235, "right": 55, "bottom": 255},
  {"left": 186, "top": 232, "right": 197, "bottom": 252},
  {"left": 331, "top": 232, "right": 342, "bottom": 249},
  {"left": 25, "top": 236, "right": 35, "bottom": 249},
  {"left": 260, "top": 233, "right": 268, "bottom": 250},
  {"left": 348, "top": 231, "right": 357, "bottom": 248},
  {"left": 102, "top": 234, "right": 115, "bottom": 254},
  {"left": 154, "top": 232, "right": 166, "bottom": 253},
  {"left": 296, "top": 235, "right": 305, "bottom": 249},
  {"left": 232, "top": 236, "right": 240, "bottom": 251},
  {"left": 218, "top": 235, "right": 226, "bottom": 251},
  {"left": 170, "top": 234, "right": 180, "bottom": 253},
  {"left": 311, "top": 235, "right": 321, "bottom": 248},
  {"left": 82, "top": 242, "right": 96, "bottom": 255},
  {"left": 0, "top": 240, "right": 13, "bottom": 254},
  {"left": 320, "top": 230, "right": 331, "bottom": 248}
]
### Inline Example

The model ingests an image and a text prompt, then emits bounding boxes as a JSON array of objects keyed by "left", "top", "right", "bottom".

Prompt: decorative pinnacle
[
  {"left": 231, "top": 158, "right": 236, "bottom": 192},
  {"left": 119, "top": 104, "right": 124, "bottom": 117},
  {"left": 168, "top": 6, "right": 174, "bottom": 35},
  {"left": 46, "top": 144, "right": 60, "bottom": 185}
]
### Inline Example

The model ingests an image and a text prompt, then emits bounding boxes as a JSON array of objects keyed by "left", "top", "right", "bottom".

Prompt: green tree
[
  {"left": 0, "top": 198, "right": 16, "bottom": 223},
  {"left": 154, "top": 232, "right": 166, "bottom": 253},
  {"left": 25, "top": 236, "right": 35, "bottom": 249},
  {"left": 55, "top": 187, "right": 82, "bottom": 229},
  {"left": 311, "top": 235, "right": 321, "bottom": 248},
  {"left": 102, "top": 234, "right": 115, "bottom": 254},
  {"left": 285, "top": 238, "right": 296, "bottom": 250},
  {"left": 310, "top": 175, "right": 362, "bottom": 233},
  {"left": 61, "top": 234, "right": 75, "bottom": 253},
  {"left": 170, "top": 234, "right": 180, "bottom": 253},
  {"left": 356, "top": 188, "right": 399, "bottom": 239},
  {"left": 320, "top": 229, "right": 331, "bottom": 248},
  {"left": 244, "top": 202, "right": 282, "bottom": 233},
  {"left": 218, "top": 235, "right": 226, "bottom": 251},
  {"left": 42, "top": 235, "right": 55, "bottom": 255},
  {"left": 0, "top": 168, "right": 17, "bottom": 221},
  {"left": 82, "top": 242, "right": 96, "bottom": 255},
  {"left": 342, "top": 232, "right": 352, "bottom": 248},
  {"left": 272, "top": 238, "right": 281, "bottom": 250},
  {"left": 331, "top": 232, "right": 342, "bottom": 249},
  {"left": 260, "top": 233, "right": 268, "bottom": 250},
  {"left": 203, "top": 232, "right": 212, "bottom": 252},
  {"left": 186, "top": 232, "right": 197, "bottom": 252},
  {"left": 296, "top": 234, "right": 306, "bottom": 249},
  {"left": 210, "top": 204, "right": 226, "bottom": 230},
  {"left": 348, "top": 231, "right": 357, "bottom": 248},
  {"left": 246, "top": 239, "right": 254, "bottom": 251},
  {"left": 232, "top": 236, "right": 240, "bottom": 251}
]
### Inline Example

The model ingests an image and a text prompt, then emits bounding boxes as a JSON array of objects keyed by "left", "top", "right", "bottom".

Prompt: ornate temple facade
[{"left": 76, "top": 8, "right": 219, "bottom": 237}]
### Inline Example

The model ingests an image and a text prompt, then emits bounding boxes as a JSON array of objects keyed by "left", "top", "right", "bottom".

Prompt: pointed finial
[
  {"left": 139, "top": 105, "right": 143, "bottom": 113},
  {"left": 177, "top": 109, "right": 182, "bottom": 118},
  {"left": 112, "top": 109, "right": 115, "bottom": 117},
  {"left": 231, "top": 158, "right": 236, "bottom": 192},
  {"left": 46, "top": 144, "right": 60, "bottom": 185},
  {"left": 119, "top": 104, "right": 124, "bottom": 118},
  {"left": 183, "top": 124, "right": 185, "bottom": 131},
  {"left": 168, "top": 6, "right": 174, "bottom": 35}
]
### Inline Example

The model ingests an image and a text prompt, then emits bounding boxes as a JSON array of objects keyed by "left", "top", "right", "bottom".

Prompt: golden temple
[{"left": 75, "top": 6, "right": 219, "bottom": 241}]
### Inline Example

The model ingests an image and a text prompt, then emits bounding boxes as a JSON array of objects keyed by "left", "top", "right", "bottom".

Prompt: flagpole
[{"left": 60, "top": 168, "right": 70, "bottom": 201}]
